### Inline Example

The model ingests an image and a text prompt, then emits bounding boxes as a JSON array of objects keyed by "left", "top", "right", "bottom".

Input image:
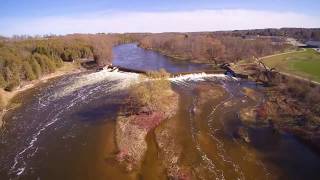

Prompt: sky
[{"left": 0, "top": 0, "right": 319, "bottom": 36}]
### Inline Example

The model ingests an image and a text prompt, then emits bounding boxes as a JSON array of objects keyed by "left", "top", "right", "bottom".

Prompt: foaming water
[
  {"left": 171, "top": 78, "right": 320, "bottom": 179},
  {"left": 169, "top": 73, "right": 238, "bottom": 91},
  {"left": 1, "top": 70, "right": 233, "bottom": 178},
  {"left": 1, "top": 70, "right": 141, "bottom": 178},
  {"left": 1, "top": 43, "right": 320, "bottom": 180},
  {"left": 169, "top": 73, "right": 236, "bottom": 82},
  {"left": 54, "top": 70, "right": 139, "bottom": 98}
]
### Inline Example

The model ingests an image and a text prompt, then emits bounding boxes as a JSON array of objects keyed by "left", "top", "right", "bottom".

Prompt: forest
[
  {"left": 0, "top": 34, "right": 120, "bottom": 91},
  {"left": 139, "top": 33, "right": 291, "bottom": 64},
  {"left": 214, "top": 28, "right": 320, "bottom": 42},
  {"left": 1, "top": 28, "right": 315, "bottom": 92}
]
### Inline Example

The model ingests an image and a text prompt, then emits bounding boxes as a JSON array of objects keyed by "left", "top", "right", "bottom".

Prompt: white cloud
[{"left": 1, "top": 9, "right": 319, "bottom": 36}]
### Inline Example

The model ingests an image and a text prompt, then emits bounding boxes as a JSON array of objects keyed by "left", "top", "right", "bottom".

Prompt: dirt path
[
  {"left": 259, "top": 48, "right": 320, "bottom": 85},
  {"left": 259, "top": 48, "right": 306, "bottom": 60}
]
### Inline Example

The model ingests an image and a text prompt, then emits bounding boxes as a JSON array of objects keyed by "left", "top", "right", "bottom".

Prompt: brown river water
[{"left": 0, "top": 43, "right": 319, "bottom": 180}]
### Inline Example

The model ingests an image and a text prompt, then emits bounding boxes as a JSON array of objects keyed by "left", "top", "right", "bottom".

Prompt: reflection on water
[
  {"left": 0, "top": 44, "right": 319, "bottom": 180},
  {"left": 113, "top": 43, "right": 213, "bottom": 73}
]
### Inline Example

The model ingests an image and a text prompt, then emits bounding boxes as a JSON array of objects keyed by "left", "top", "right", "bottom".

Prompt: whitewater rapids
[{"left": 4, "top": 69, "right": 237, "bottom": 178}]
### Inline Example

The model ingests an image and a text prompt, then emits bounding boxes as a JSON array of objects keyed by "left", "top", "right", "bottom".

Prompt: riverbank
[
  {"left": 115, "top": 81, "right": 179, "bottom": 173},
  {"left": 210, "top": 55, "right": 320, "bottom": 153},
  {"left": 138, "top": 44, "right": 214, "bottom": 64},
  {"left": 0, "top": 62, "right": 84, "bottom": 128},
  {"left": 261, "top": 48, "right": 320, "bottom": 83},
  {"left": 239, "top": 85, "right": 320, "bottom": 151}
]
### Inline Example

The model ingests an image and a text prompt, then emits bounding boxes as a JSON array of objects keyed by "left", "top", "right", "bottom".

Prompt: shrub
[
  {"left": 0, "top": 34, "right": 115, "bottom": 89},
  {"left": 5, "top": 78, "right": 20, "bottom": 91},
  {"left": 92, "top": 41, "right": 113, "bottom": 67},
  {"left": 313, "top": 104, "right": 320, "bottom": 116},
  {"left": 23, "top": 61, "right": 36, "bottom": 81},
  {"left": 0, "top": 74, "right": 6, "bottom": 88},
  {"left": 30, "top": 58, "right": 42, "bottom": 78},
  {"left": 306, "top": 87, "right": 320, "bottom": 104},
  {"left": 44, "top": 57, "right": 57, "bottom": 73},
  {"left": 285, "top": 78, "right": 311, "bottom": 100},
  {"left": 130, "top": 70, "right": 171, "bottom": 112},
  {"left": 33, "top": 53, "right": 57, "bottom": 73}
]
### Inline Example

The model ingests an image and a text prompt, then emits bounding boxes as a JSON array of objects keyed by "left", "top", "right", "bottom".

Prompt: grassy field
[{"left": 262, "top": 48, "right": 320, "bottom": 82}]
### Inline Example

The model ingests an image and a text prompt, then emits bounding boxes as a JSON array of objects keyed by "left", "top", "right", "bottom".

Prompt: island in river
[{"left": 0, "top": 43, "right": 319, "bottom": 180}]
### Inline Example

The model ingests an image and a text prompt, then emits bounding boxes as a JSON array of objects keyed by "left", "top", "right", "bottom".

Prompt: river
[{"left": 0, "top": 43, "right": 319, "bottom": 180}]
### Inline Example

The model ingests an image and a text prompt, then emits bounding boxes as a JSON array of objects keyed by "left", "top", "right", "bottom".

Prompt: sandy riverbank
[{"left": 0, "top": 62, "right": 84, "bottom": 128}]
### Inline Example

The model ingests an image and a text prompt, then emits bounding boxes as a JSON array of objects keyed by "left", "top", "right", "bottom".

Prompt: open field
[{"left": 262, "top": 48, "right": 320, "bottom": 82}]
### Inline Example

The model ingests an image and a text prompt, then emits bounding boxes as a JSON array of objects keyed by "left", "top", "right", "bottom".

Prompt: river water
[
  {"left": 0, "top": 43, "right": 319, "bottom": 180},
  {"left": 112, "top": 43, "right": 214, "bottom": 73}
]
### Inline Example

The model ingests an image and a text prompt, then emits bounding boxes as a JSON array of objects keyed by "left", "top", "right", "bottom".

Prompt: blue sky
[{"left": 1, "top": 0, "right": 319, "bottom": 36}]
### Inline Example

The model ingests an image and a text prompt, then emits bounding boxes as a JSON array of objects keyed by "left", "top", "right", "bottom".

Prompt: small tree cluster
[
  {"left": 91, "top": 38, "right": 113, "bottom": 67},
  {"left": 0, "top": 34, "right": 117, "bottom": 91}
]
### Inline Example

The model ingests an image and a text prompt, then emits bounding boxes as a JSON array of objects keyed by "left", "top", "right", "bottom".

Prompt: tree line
[
  {"left": 0, "top": 34, "right": 120, "bottom": 91},
  {"left": 215, "top": 28, "right": 320, "bottom": 42},
  {"left": 0, "top": 29, "right": 309, "bottom": 91},
  {"left": 139, "top": 33, "right": 290, "bottom": 64}
]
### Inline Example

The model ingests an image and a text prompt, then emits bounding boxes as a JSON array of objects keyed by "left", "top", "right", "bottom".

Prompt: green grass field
[{"left": 262, "top": 49, "right": 320, "bottom": 82}]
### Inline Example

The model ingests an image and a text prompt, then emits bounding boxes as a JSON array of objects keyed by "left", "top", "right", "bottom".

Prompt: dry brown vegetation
[
  {"left": 281, "top": 78, "right": 320, "bottom": 116},
  {"left": 65, "top": 34, "right": 116, "bottom": 66},
  {"left": 139, "top": 33, "right": 290, "bottom": 64},
  {"left": 140, "top": 34, "right": 225, "bottom": 64},
  {"left": 0, "top": 91, "right": 4, "bottom": 111},
  {"left": 129, "top": 70, "right": 172, "bottom": 113},
  {"left": 238, "top": 76, "right": 320, "bottom": 150},
  {"left": 115, "top": 70, "right": 179, "bottom": 172},
  {"left": 145, "top": 68, "right": 170, "bottom": 79}
]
